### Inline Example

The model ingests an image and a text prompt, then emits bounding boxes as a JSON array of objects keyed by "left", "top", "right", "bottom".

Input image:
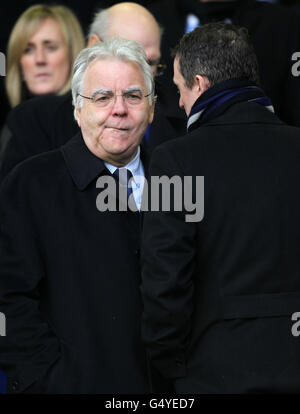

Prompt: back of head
[
  {"left": 173, "top": 22, "right": 260, "bottom": 89},
  {"left": 88, "top": 2, "right": 162, "bottom": 73},
  {"left": 71, "top": 36, "right": 155, "bottom": 120},
  {"left": 88, "top": 2, "right": 161, "bottom": 41},
  {"left": 6, "top": 4, "right": 85, "bottom": 107}
]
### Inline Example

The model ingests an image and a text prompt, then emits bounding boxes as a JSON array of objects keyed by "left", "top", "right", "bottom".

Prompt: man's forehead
[
  {"left": 173, "top": 58, "right": 182, "bottom": 79},
  {"left": 83, "top": 59, "right": 145, "bottom": 87},
  {"left": 87, "top": 57, "right": 138, "bottom": 71}
]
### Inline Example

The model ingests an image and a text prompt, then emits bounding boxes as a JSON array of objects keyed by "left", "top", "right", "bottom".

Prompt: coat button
[{"left": 11, "top": 380, "right": 19, "bottom": 392}]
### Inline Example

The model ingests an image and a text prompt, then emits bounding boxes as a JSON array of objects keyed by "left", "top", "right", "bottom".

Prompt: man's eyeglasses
[{"left": 78, "top": 89, "right": 152, "bottom": 108}]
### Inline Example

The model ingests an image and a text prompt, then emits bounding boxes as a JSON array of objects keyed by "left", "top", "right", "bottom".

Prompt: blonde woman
[
  {"left": 0, "top": 4, "right": 85, "bottom": 164},
  {"left": 5, "top": 4, "right": 85, "bottom": 107}
]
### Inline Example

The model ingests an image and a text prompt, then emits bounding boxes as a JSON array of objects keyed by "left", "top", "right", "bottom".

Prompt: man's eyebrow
[
  {"left": 91, "top": 88, "right": 113, "bottom": 98},
  {"left": 123, "top": 86, "right": 143, "bottom": 94},
  {"left": 90, "top": 87, "right": 143, "bottom": 98}
]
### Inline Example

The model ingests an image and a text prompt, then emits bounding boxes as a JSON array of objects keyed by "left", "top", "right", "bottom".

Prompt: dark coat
[
  {"left": 0, "top": 132, "right": 156, "bottom": 394},
  {"left": 141, "top": 101, "right": 300, "bottom": 393},
  {"left": 0, "top": 79, "right": 186, "bottom": 182}
]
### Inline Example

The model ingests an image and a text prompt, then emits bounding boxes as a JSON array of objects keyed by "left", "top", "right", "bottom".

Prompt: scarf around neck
[{"left": 187, "top": 78, "right": 274, "bottom": 133}]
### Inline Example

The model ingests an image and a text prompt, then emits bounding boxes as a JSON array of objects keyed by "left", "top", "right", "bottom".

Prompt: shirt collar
[
  {"left": 61, "top": 132, "right": 148, "bottom": 190},
  {"left": 104, "top": 146, "right": 141, "bottom": 177}
]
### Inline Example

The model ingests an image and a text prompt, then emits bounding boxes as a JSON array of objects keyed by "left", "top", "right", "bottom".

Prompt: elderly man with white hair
[
  {"left": 0, "top": 37, "right": 164, "bottom": 394},
  {"left": 0, "top": 2, "right": 186, "bottom": 181}
]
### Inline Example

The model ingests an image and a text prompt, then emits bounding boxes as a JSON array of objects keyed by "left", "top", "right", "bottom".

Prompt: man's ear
[
  {"left": 148, "top": 101, "right": 155, "bottom": 125},
  {"left": 194, "top": 74, "right": 210, "bottom": 95},
  {"left": 87, "top": 34, "right": 101, "bottom": 47},
  {"left": 76, "top": 107, "right": 81, "bottom": 128}
]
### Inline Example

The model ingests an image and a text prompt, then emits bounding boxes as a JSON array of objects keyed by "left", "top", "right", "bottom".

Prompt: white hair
[
  {"left": 88, "top": 8, "right": 110, "bottom": 41},
  {"left": 71, "top": 37, "right": 155, "bottom": 120}
]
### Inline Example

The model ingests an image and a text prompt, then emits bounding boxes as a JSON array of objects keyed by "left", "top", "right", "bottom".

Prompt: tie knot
[
  {"left": 113, "top": 168, "right": 132, "bottom": 187},
  {"left": 112, "top": 167, "right": 139, "bottom": 212},
  {"left": 113, "top": 168, "right": 135, "bottom": 201}
]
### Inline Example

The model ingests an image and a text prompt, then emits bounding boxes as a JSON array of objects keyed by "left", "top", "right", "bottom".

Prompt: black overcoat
[
  {"left": 141, "top": 101, "right": 300, "bottom": 393},
  {"left": 0, "top": 132, "right": 153, "bottom": 393}
]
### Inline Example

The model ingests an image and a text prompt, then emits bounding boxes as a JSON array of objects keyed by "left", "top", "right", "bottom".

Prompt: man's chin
[
  {"left": 106, "top": 144, "right": 139, "bottom": 166},
  {"left": 106, "top": 136, "right": 131, "bottom": 150}
]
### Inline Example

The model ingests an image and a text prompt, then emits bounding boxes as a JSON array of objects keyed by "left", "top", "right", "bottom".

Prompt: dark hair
[{"left": 172, "top": 22, "right": 260, "bottom": 89}]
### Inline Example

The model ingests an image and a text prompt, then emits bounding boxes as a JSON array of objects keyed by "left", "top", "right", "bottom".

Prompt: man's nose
[{"left": 112, "top": 94, "right": 128, "bottom": 115}]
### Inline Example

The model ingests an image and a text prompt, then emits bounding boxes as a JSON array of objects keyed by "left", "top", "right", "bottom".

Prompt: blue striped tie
[{"left": 113, "top": 168, "right": 133, "bottom": 199}]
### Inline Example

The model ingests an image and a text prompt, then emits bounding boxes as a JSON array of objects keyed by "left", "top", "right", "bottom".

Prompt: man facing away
[
  {"left": 0, "top": 37, "right": 159, "bottom": 393},
  {"left": 141, "top": 23, "right": 300, "bottom": 393},
  {"left": 149, "top": 0, "right": 300, "bottom": 127}
]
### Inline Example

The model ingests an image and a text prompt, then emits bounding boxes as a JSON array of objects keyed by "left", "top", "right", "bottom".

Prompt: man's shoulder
[
  {"left": 152, "top": 102, "right": 300, "bottom": 162},
  {"left": 7, "top": 92, "right": 73, "bottom": 126},
  {"left": 1, "top": 148, "right": 67, "bottom": 194},
  {"left": 5, "top": 91, "right": 76, "bottom": 152}
]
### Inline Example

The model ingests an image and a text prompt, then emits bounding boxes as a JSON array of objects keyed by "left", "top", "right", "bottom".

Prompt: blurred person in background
[
  {"left": 0, "top": 4, "right": 85, "bottom": 162},
  {"left": 5, "top": 4, "right": 85, "bottom": 108}
]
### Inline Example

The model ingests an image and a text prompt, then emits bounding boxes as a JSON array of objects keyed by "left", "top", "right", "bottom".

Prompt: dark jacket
[
  {"left": 141, "top": 101, "right": 300, "bottom": 393},
  {"left": 0, "top": 79, "right": 186, "bottom": 182},
  {"left": 0, "top": 132, "right": 155, "bottom": 394}
]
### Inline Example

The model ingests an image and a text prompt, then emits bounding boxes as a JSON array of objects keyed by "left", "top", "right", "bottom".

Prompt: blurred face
[
  {"left": 20, "top": 18, "right": 70, "bottom": 95},
  {"left": 173, "top": 57, "right": 200, "bottom": 117},
  {"left": 76, "top": 59, "right": 154, "bottom": 166}
]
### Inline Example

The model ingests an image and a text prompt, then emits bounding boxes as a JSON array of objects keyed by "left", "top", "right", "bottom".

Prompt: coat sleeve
[
  {"left": 141, "top": 144, "right": 197, "bottom": 379},
  {"left": 0, "top": 170, "right": 61, "bottom": 393}
]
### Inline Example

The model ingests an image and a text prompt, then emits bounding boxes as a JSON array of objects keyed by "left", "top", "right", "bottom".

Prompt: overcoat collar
[{"left": 61, "top": 131, "right": 149, "bottom": 191}]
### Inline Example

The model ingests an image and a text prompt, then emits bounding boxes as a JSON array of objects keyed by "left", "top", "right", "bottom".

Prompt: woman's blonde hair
[{"left": 5, "top": 4, "right": 85, "bottom": 107}]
